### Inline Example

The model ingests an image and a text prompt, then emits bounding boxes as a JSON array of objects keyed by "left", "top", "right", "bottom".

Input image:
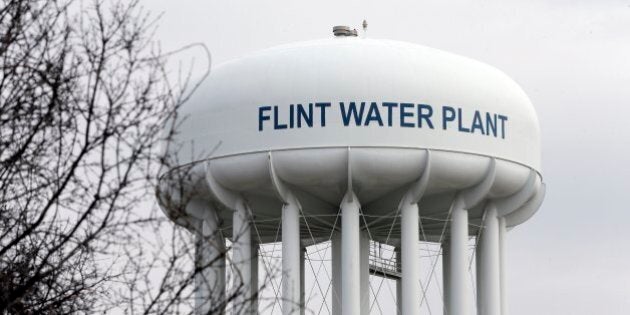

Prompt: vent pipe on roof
[{"left": 333, "top": 25, "right": 358, "bottom": 37}]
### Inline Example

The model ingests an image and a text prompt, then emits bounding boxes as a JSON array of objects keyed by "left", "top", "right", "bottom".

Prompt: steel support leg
[
  {"left": 442, "top": 240, "right": 450, "bottom": 315},
  {"left": 401, "top": 202, "right": 421, "bottom": 315},
  {"left": 360, "top": 231, "right": 370, "bottom": 315},
  {"left": 232, "top": 201, "right": 257, "bottom": 314},
  {"left": 282, "top": 201, "right": 301, "bottom": 315},
  {"left": 447, "top": 202, "right": 470, "bottom": 315},
  {"left": 300, "top": 246, "right": 306, "bottom": 315},
  {"left": 396, "top": 248, "right": 403, "bottom": 315},
  {"left": 341, "top": 192, "right": 361, "bottom": 315},
  {"left": 195, "top": 213, "right": 227, "bottom": 315},
  {"left": 499, "top": 217, "right": 507, "bottom": 315},
  {"left": 331, "top": 232, "right": 342, "bottom": 315},
  {"left": 476, "top": 205, "right": 500, "bottom": 315},
  {"left": 188, "top": 193, "right": 227, "bottom": 315}
]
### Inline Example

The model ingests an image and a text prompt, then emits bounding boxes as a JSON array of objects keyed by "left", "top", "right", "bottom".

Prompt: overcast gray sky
[{"left": 145, "top": 1, "right": 630, "bottom": 314}]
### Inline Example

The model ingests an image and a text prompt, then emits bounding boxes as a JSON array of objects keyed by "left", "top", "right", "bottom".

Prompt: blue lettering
[
  {"left": 258, "top": 106, "right": 271, "bottom": 131},
  {"left": 315, "top": 102, "right": 331, "bottom": 126},
  {"left": 457, "top": 108, "right": 470, "bottom": 133},
  {"left": 471, "top": 110, "right": 485, "bottom": 135},
  {"left": 289, "top": 104, "right": 295, "bottom": 129},
  {"left": 274, "top": 106, "right": 287, "bottom": 130},
  {"left": 364, "top": 102, "right": 384, "bottom": 126},
  {"left": 442, "top": 106, "right": 456, "bottom": 130},
  {"left": 498, "top": 115, "right": 508, "bottom": 139},
  {"left": 340, "top": 102, "right": 366, "bottom": 126},
  {"left": 417, "top": 104, "right": 434, "bottom": 129},
  {"left": 260, "top": 102, "right": 507, "bottom": 139},
  {"left": 400, "top": 103, "right": 414, "bottom": 128},
  {"left": 382, "top": 102, "right": 398, "bottom": 127},
  {"left": 486, "top": 113, "right": 497, "bottom": 137},
  {"left": 297, "top": 103, "right": 313, "bottom": 128}
]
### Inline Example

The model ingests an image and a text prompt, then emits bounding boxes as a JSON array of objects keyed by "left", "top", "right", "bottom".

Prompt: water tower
[{"left": 157, "top": 26, "right": 545, "bottom": 315}]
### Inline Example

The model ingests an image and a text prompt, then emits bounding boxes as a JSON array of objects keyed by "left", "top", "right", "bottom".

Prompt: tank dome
[
  {"left": 159, "top": 36, "right": 545, "bottom": 239},
  {"left": 172, "top": 37, "right": 540, "bottom": 171}
]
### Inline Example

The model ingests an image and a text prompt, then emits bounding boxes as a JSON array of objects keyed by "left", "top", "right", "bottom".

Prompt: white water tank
[{"left": 158, "top": 34, "right": 545, "bottom": 315}]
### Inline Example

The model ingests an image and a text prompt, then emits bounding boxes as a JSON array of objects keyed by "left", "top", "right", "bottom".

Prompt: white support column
[
  {"left": 396, "top": 248, "right": 403, "bottom": 315},
  {"left": 341, "top": 192, "right": 361, "bottom": 315},
  {"left": 300, "top": 246, "right": 306, "bottom": 315},
  {"left": 282, "top": 201, "right": 301, "bottom": 315},
  {"left": 447, "top": 201, "right": 471, "bottom": 315},
  {"left": 442, "top": 241, "right": 450, "bottom": 315},
  {"left": 331, "top": 232, "right": 342, "bottom": 315},
  {"left": 499, "top": 217, "right": 507, "bottom": 315},
  {"left": 208, "top": 216, "right": 227, "bottom": 313},
  {"left": 195, "top": 223, "right": 206, "bottom": 313},
  {"left": 250, "top": 240, "right": 259, "bottom": 314},
  {"left": 476, "top": 205, "right": 500, "bottom": 315},
  {"left": 193, "top": 202, "right": 226, "bottom": 315},
  {"left": 232, "top": 201, "right": 256, "bottom": 315},
  {"left": 360, "top": 231, "right": 370, "bottom": 315},
  {"left": 401, "top": 202, "right": 421, "bottom": 315}
]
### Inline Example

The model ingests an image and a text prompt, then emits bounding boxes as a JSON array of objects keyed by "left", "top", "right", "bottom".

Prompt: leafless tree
[{"left": 0, "top": 0, "right": 258, "bottom": 313}]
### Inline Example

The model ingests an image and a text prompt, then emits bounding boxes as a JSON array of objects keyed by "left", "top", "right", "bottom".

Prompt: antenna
[{"left": 362, "top": 19, "right": 368, "bottom": 37}]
